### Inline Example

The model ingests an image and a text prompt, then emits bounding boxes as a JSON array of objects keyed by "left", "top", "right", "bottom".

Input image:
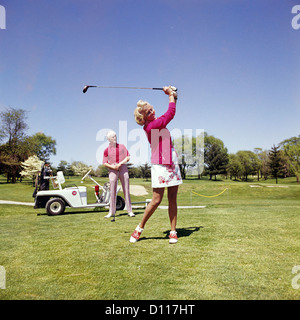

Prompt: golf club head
[{"left": 83, "top": 85, "right": 89, "bottom": 93}]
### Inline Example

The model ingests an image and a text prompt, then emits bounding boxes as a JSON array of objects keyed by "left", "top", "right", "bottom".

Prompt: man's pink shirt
[{"left": 103, "top": 143, "right": 129, "bottom": 165}]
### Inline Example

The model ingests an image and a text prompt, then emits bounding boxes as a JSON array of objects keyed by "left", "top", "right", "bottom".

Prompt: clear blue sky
[{"left": 1, "top": 0, "right": 299, "bottom": 168}]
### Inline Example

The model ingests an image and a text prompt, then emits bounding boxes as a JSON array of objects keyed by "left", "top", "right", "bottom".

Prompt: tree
[
  {"left": 57, "top": 160, "right": 68, "bottom": 175},
  {"left": 236, "top": 151, "right": 259, "bottom": 181},
  {"left": 71, "top": 161, "right": 92, "bottom": 176},
  {"left": 227, "top": 153, "right": 243, "bottom": 180},
  {"left": 0, "top": 107, "right": 28, "bottom": 145},
  {"left": 65, "top": 163, "right": 74, "bottom": 177},
  {"left": 253, "top": 148, "right": 263, "bottom": 181},
  {"left": 127, "top": 162, "right": 136, "bottom": 178},
  {"left": 95, "top": 164, "right": 109, "bottom": 177},
  {"left": 20, "top": 155, "right": 43, "bottom": 184},
  {"left": 280, "top": 136, "right": 300, "bottom": 183},
  {"left": 0, "top": 141, "right": 31, "bottom": 183},
  {"left": 268, "top": 145, "right": 284, "bottom": 184},
  {"left": 0, "top": 108, "right": 57, "bottom": 183},
  {"left": 204, "top": 134, "right": 229, "bottom": 180},
  {"left": 0, "top": 108, "right": 28, "bottom": 183},
  {"left": 258, "top": 150, "right": 270, "bottom": 180},
  {"left": 0, "top": 108, "right": 30, "bottom": 182},
  {"left": 26, "top": 132, "right": 56, "bottom": 161},
  {"left": 279, "top": 152, "right": 290, "bottom": 179},
  {"left": 131, "top": 166, "right": 142, "bottom": 178},
  {"left": 140, "top": 163, "right": 151, "bottom": 181}
]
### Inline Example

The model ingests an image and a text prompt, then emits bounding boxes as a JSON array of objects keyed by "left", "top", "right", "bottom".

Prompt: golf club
[{"left": 82, "top": 85, "right": 177, "bottom": 93}]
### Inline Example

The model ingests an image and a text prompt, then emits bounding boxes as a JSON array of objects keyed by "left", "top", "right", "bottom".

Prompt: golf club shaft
[
  {"left": 95, "top": 86, "right": 163, "bottom": 90},
  {"left": 83, "top": 85, "right": 177, "bottom": 93}
]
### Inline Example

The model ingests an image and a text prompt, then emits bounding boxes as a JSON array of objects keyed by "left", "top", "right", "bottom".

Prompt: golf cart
[{"left": 34, "top": 169, "right": 125, "bottom": 216}]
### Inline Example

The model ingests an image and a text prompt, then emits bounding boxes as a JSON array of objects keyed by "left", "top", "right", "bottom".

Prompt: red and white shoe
[
  {"left": 169, "top": 231, "right": 178, "bottom": 244},
  {"left": 130, "top": 225, "right": 143, "bottom": 243}
]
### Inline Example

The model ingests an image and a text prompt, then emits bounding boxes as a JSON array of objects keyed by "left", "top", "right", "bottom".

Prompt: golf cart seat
[{"left": 54, "top": 171, "right": 65, "bottom": 190}]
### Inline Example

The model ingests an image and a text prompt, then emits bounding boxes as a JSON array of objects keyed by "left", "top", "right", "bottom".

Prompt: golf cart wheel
[
  {"left": 46, "top": 198, "right": 65, "bottom": 216},
  {"left": 116, "top": 196, "right": 125, "bottom": 211}
]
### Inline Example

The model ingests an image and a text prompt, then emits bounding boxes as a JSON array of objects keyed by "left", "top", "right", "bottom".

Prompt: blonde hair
[{"left": 134, "top": 100, "right": 148, "bottom": 126}]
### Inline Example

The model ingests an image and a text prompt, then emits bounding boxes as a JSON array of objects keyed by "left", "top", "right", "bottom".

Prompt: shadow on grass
[
  {"left": 36, "top": 207, "right": 109, "bottom": 216},
  {"left": 137, "top": 226, "right": 203, "bottom": 241},
  {"left": 118, "top": 211, "right": 144, "bottom": 217},
  {"left": 37, "top": 209, "right": 145, "bottom": 217}
]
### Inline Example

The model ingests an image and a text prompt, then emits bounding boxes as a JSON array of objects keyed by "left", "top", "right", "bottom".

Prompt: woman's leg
[
  {"left": 130, "top": 188, "right": 164, "bottom": 243},
  {"left": 167, "top": 185, "right": 179, "bottom": 231},
  {"left": 139, "top": 187, "right": 165, "bottom": 229}
]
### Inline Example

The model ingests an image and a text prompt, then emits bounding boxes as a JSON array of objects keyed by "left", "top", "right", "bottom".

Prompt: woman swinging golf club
[{"left": 130, "top": 85, "right": 182, "bottom": 244}]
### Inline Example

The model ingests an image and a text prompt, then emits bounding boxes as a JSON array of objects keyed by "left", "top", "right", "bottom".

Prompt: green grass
[{"left": 0, "top": 175, "right": 300, "bottom": 299}]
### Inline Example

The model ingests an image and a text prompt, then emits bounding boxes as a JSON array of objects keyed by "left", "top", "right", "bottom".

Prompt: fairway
[{"left": 0, "top": 176, "right": 300, "bottom": 300}]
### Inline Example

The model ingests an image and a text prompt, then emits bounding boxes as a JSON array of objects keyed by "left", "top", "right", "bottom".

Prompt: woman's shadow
[{"left": 139, "top": 226, "right": 203, "bottom": 241}]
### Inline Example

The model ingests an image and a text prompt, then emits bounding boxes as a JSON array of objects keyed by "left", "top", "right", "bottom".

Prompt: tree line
[
  {"left": 175, "top": 133, "right": 300, "bottom": 183},
  {"left": 1, "top": 107, "right": 299, "bottom": 184},
  {"left": 56, "top": 133, "right": 300, "bottom": 185},
  {"left": 54, "top": 160, "right": 152, "bottom": 181},
  {"left": 0, "top": 107, "right": 56, "bottom": 183}
]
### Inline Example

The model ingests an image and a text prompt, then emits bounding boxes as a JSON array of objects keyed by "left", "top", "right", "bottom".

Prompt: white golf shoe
[{"left": 128, "top": 212, "right": 135, "bottom": 217}]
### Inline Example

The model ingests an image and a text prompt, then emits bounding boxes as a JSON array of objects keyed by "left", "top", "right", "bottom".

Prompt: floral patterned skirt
[{"left": 151, "top": 149, "right": 183, "bottom": 188}]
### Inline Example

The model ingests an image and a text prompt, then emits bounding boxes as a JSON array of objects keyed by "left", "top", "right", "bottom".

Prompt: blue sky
[{"left": 1, "top": 0, "right": 300, "bottom": 168}]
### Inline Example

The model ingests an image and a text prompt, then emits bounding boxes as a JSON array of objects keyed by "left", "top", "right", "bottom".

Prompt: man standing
[{"left": 39, "top": 161, "right": 52, "bottom": 191}]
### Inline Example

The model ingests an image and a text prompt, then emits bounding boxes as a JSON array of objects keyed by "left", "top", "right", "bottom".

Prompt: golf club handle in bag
[{"left": 50, "top": 172, "right": 58, "bottom": 189}]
